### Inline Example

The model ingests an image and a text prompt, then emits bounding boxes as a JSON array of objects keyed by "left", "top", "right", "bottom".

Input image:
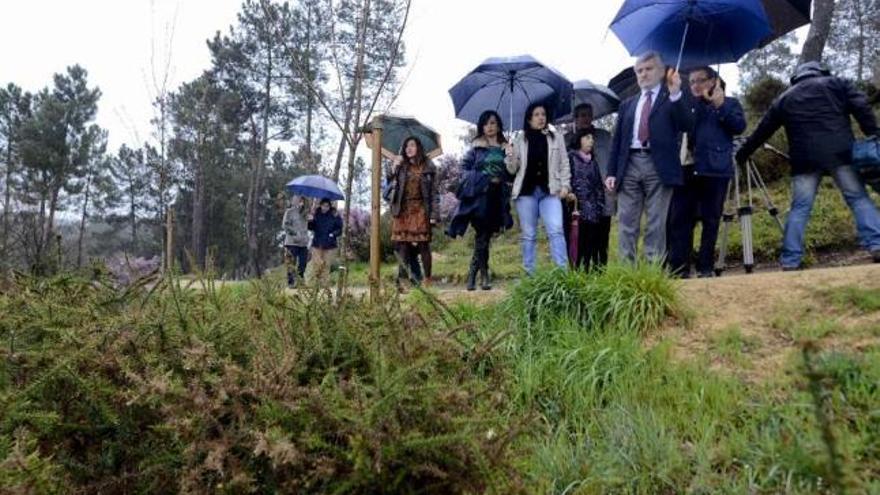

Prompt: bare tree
[
  {"left": 147, "top": 0, "right": 180, "bottom": 271},
  {"left": 266, "top": 0, "right": 410, "bottom": 283}
]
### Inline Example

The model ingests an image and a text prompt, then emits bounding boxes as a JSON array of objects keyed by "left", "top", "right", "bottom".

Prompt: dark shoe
[
  {"left": 872, "top": 249, "right": 880, "bottom": 263},
  {"left": 480, "top": 267, "right": 492, "bottom": 291},
  {"left": 466, "top": 260, "right": 478, "bottom": 291},
  {"left": 697, "top": 271, "right": 713, "bottom": 279},
  {"left": 781, "top": 266, "right": 800, "bottom": 272}
]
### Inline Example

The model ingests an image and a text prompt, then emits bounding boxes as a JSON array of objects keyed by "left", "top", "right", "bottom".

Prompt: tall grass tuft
[{"left": 503, "top": 261, "right": 680, "bottom": 335}]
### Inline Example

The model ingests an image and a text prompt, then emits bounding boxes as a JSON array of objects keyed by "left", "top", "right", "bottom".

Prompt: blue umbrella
[
  {"left": 554, "top": 80, "right": 621, "bottom": 124},
  {"left": 286, "top": 175, "right": 345, "bottom": 201},
  {"left": 610, "top": 0, "right": 774, "bottom": 70},
  {"left": 449, "top": 55, "right": 573, "bottom": 132}
]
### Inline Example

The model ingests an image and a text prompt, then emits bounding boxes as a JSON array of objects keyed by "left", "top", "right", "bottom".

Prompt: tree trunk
[
  {"left": 855, "top": 0, "right": 865, "bottom": 81},
  {"left": 2, "top": 142, "right": 12, "bottom": 267},
  {"left": 799, "top": 0, "right": 837, "bottom": 64},
  {"left": 76, "top": 168, "right": 94, "bottom": 268},
  {"left": 337, "top": 0, "right": 371, "bottom": 296},
  {"left": 157, "top": 96, "right": 171, "bottom": 272},
  {"left": 304, "top": 3, "right": 315, "bottom": 173},
  {"left": 245, "top": 40, "right": 273, "bottom": 278},
  {"left": 129, "top": 174, "right": 137, "bottom": 253},
  {"left": 332, "top": 133, "right": 347, "bottom": 181},
  {"left": 191, "top": 123, "right": 207, "bottom": 270},
  {"left": 43, "top": 187, "right": 59, "bottom": 274},
  {"left": 191, "top": 156, "right": 206, "bottom": 270}
]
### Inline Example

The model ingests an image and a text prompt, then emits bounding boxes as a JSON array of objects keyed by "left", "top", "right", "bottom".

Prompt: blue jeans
[
  {"left": 782, "top": 166, "right": 880, "bottom": 268},
  {"left": 515, "top": 187, "right": 568, "bottom": 274}
]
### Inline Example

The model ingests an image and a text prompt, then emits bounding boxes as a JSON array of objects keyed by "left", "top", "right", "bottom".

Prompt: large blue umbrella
[
  {"left": 286, "top": 175, "right": 345, "bottom": 201},
  {"left": 610, "top": 0, "right": 774, "bottom": 70},
  {"left": 554, "top": 80, "right": 621, "bottom": 124},
  {"left": 449, "top": 55, "right": 573, "bottom": 132}
]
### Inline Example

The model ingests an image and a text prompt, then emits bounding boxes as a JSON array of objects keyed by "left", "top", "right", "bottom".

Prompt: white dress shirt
[{"left": 630, "top": 84, "right": 682, "bottom": 149}]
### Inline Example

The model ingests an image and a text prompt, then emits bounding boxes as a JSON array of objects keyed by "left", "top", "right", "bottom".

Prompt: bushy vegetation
[
  {"left": 0, "top": 272, "right": 524, "bottom": 493},
  {"left": 2, "top": 265, "right": 878, "bottom": 493}
]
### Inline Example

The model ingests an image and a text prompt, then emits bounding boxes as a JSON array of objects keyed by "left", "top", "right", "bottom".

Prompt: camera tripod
[{"left": 714, "top": 143, "right": 787, "bottom": 275}]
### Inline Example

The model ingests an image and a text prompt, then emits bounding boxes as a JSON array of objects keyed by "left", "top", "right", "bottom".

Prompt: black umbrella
[
  {"left": 608, "top": 67, "right": 639, "bottom": 101},
  {"left": 759, "top": 0, "right": 812, "bottom": 46}
]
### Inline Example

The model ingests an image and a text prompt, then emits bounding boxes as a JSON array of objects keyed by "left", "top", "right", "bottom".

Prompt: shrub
[{"left": 0, "top": 271, "right": 524, "bottom": 493}]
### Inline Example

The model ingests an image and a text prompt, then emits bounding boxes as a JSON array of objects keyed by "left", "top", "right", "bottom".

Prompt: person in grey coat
[{"left": 282, "top": 195, "right": 310, "bottom": 287}]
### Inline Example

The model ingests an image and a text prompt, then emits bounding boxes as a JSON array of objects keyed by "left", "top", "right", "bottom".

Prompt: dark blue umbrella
[
  {"left": 286, "top": 175, "right": 344, "bottom": 201},
  {"left": 554, "top": 80, "right": 621, "bottom": 124},
  {"left": 449, "top": 55, "right": 573, "bottom": 132},
  {"left": 758, "top": 0, "right": 811, "bottom": 46},
  {"left": 610, "top": 0, "right": 774, "bottom": 70}
]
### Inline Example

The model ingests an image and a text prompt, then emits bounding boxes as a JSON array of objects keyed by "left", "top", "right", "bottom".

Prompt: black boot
[
  {"left": 466, "top": 259, "right": 478, "bottom": 291},
  {"left": 480, "top": 265, "right": 492, "bottom": 290}
]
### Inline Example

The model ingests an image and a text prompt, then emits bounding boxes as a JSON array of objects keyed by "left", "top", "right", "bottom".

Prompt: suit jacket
[
  {"left": 690, "top": 97, "right": 747, "bottom": 178},
  {"left": 608, "top": 86, "right": 694, "bottom": 189}
]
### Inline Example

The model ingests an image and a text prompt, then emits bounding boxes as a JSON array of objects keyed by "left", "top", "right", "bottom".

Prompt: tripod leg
[
  {"left": 748, "top": 159, "right": 785, "bottom": 232},
  {"left": 741, "top": 162, "right": 755, "bottom": 273},
  {"left": 715, "top": 178, "right": 735, "bottom": 276}
]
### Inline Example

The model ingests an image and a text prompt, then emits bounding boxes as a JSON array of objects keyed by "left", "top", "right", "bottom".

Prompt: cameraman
[
  {"left": 736, "top": 62, "right": 880, "bottom": 269},
  {"left": 667, "top": 67, "right": 746, "bottom": 278}
]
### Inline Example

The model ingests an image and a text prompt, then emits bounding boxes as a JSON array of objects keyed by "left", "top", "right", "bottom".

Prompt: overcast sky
[{"left": 1, "top": 0, "right": 756, "bottom": 158}]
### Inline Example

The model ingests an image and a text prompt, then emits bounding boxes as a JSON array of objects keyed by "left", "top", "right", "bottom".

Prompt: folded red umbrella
[{"left": 568, "top": 201, "right": 580, "bottom": 269}]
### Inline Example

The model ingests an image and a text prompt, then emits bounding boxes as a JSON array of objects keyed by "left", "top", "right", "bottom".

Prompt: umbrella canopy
[
  {"left": 608, "top": 67, "right": 640, "bottom": 101},
  {"left": 365, "top": 115, "right": 443, "bottom": 160},
  {"left": 758, "top": 0, "right": 811, "bottom": 46},
  {"left": 449, "top": 55, "right": 573, "bottom": 130},
  {"left": 286, "top": 175, "right": 345, "bottom": 201},
  {"left": 554, "top": 80, "right": 621, "bottom": 124},
  {"left": 610, "top": 0, "right": 774, "bottom": 68}
]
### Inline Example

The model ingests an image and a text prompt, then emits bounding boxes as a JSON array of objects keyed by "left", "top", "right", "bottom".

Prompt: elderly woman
[
  {"left": 506, "top": 102, "right": 571, "bottom": 274},
  {"left": 387, "top": 136, "right": 440, "bottom": 288},
  {"left": 447, "top": 110, "right": 513, "bottom": 290}
]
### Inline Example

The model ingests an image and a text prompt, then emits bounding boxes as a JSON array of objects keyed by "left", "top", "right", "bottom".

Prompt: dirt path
[{"left": 656, "top": 263, "right": 880, "bottom": 381}]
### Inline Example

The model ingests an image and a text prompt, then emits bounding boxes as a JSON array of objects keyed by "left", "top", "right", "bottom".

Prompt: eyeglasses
[{"left": 689, "top": 77, "right": 711, "bottom": 86}]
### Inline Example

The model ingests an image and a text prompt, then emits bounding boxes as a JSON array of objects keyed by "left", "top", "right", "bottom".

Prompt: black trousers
[
  {"left": 471, "top": 228, "right": 492, "bottom": 271},
  {"left": 285, "top": 245, "right": 308, "bottom": 285},
  {"left": 667, "top": 168, "right": 729, "bottom": 277},
  {"left": 397, "top": 242, "right": 431, "bottom": 282},
  {"left": 572, "top": 216, "right": 611, "bottom": 272}
]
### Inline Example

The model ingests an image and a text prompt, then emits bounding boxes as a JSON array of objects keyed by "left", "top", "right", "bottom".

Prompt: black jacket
[
  {"left": 308, "top": 209, "right": 343, "bottom": 249},
  {"left": 737, "top": 66, "right": 879, "bottom": 175}
]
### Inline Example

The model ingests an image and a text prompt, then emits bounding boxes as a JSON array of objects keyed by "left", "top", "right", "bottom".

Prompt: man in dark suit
[
  {"left": 667, "top": 67, "right": 746, "bottom": 278},
  {"left": 606, "top": 51, "right": 694, "bottom": 263}
]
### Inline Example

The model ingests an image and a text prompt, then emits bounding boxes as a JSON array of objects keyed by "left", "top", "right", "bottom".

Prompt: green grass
[
  {"left": 710, "top": 325, "right": 759, "bottom": 364},
  {"left": 819, "top": 285, "right": 880, "bottom": 313},
  {"left": 2, "top": 266, "right": 879, "bottom": 493}
]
